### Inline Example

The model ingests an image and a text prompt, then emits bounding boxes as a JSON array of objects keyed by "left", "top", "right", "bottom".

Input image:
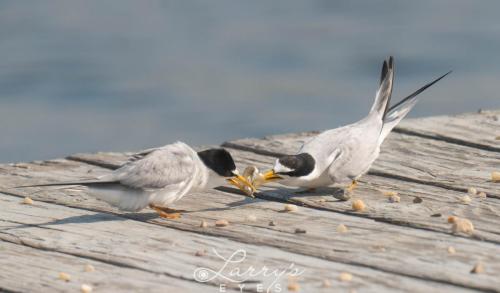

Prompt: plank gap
[
  {"left": 0, "top": 225, "right": 222, "bottom": 290},
  {"left": 394, "top": 127, "right": 500, "bottom": 153}
]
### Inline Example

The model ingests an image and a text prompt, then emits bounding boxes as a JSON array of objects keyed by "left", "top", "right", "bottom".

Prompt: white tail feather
[{"left": 379, "top": 70, "right": 452, "bottom": 143}]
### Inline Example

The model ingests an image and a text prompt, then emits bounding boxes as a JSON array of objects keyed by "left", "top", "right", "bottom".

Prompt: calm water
[{"left": 1, "top": 1, "right": 499, "bottom": 163}]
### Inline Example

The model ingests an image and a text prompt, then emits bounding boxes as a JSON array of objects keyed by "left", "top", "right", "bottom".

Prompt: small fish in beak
[
  {"left": 227, "top": 169, "right": 257, "bottom": 197},
  {"left": 227, "top": 166, "right": 282, "bottom": 197},
  {"left": 251, "top": 169, "right": 282, "bottom": 189}
]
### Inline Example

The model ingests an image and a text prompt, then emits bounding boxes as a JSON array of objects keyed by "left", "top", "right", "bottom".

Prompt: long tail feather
[
  {"left": 14, "top": 180, "right": 118, "bottom": 188},
  {"left": 15, "top": 180, "right": 150, "bottom": 212},
  {"left": 370, "top": 56, "right": 394, "bottom": 120},
  {"left": 379, "top": 70, "right": 452, "bottom": 142}
]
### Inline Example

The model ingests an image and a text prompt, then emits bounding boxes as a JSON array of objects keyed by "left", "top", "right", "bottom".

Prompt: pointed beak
[
  {"left": 226, "top": 171, "right": 257, "bottom": 197},
  {"left": 262, "top": 169, "right": 282, "bottom": 182}
]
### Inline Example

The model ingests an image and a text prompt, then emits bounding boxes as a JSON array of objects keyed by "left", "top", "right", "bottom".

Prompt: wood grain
[
  {"left": 396, "top": 110, "right": 500, "bottom": 152},
  {"left": 1, "top": 110, "right": 499, "bottom": 292},
  {"left": 1, "top": 157, "right": 499, "bottom": 291}
]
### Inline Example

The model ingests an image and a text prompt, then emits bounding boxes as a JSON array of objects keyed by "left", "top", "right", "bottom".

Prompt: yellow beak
[
  {"left": 262, "top": 169, "right": 282, "bottom": 182},
  {"left": 226, "top": 174, "right": 257, "bottom": 197}
]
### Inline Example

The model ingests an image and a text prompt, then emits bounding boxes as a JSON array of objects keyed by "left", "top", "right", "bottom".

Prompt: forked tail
[
  {"left": 379, "top": 70, "right": 452, "bottom": 142},
  {"left": 370, "top": 56, "right": 394, "bottom": 121}
]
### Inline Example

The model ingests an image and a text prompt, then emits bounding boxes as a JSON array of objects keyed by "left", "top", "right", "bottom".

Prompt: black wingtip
[{"left": 388, "top": 70, "right": 452, "bottom": 112}]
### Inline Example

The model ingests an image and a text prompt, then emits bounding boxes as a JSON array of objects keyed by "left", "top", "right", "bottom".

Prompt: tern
[
  {"left": 265, "top": 56, "right": 450, "bottom": 197},
  {"left": 17, "top": 142, "right": 254, "bottom": 218}
]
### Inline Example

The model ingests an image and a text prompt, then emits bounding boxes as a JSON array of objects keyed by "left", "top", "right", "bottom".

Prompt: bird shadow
[
  {"left": 190, "top": 186, "right": 266, "bottom": 213},
  {"left": 42, "top": 213, "right": 123, "bottom": 226},
  {"left": 259, "top": 186, "right": 345, "bottom": 199},
  {"left": 2, "top": 210, "right": 163, "bottom": 232},
  {"left": 210, "top": 185, "right": 347, "bottom": 212}
]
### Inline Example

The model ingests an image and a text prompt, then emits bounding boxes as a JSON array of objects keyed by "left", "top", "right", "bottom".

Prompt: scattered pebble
[
  {"left": 382, "top": 191, "right": 398, "bottom": 197},
  {"left": 246, "top": 214, "right": 257, "bottom": 222},
  {"left": 269, "top": 220, "right": 277, "bottom": 226},
  {"left": 460, "top": 195, "right": 472, "bottom": 205},
  {"left": 477, "top": 192, "right": 487, "bottom": 198},
  {"left": 447, "top": 216, "right": 457, "bottom": 223},
  {"left": 339, "top": 272, "right": 353, "bottom": 282},
  {"left": 321, "top": 279, "right": 332, "bottom": 288},
  {"left": 200, "top": 220, "right": 209, "bottom": 228},
  {"left": 447, "top": 246, "right": 456, "bottom": 254},
  {"left": 287, "top": 282, "right": 300, "bottom": 292},
  {"left": 84, "top": 264, "right": 95, "bottom": 273},
  {"left": 195, "top": 250, "right": 206, "bottom": 257},
  {"left": 81, "top": 284, "right": 93, "bottom": 293},
  {"left": 336, "top": 224, "right": 348, "bottom": 233},
  {"left": 352, "top": 199, "right": 366, "bottom": 212},
  {"left": 371, "top": 245, "right": 386, "bottom": 252},
  {"left": 470, "top": 262, "right": 485, "bottom": 274},
  {"left": 388, "top": 194, "right": 400, "bottom": 203},
  {"left": 451, "top": 218, "right": 474, "bottom": 234},
  {"left": 284, "top": 204, "right": 298, "bottom": 212},
  {"left": 22, "top": 197, "right": 33, "bottom": 205},
  {"left": 467, "top": 187, "right": 477, "bottom": 196},
  {"left": 413, "top": 197, "right": 423, "bottom": 204},
  {"left": 431, "top": 213, "right": 442, "bottom": 217},
  {"left": 215, "top": 219, "right": 229, "bottom": 227},
  {"left": 294, "top": 228, "right": 307, "bottom": 234},
  {"left": 492, "top": 171, "right": 500, "bottom": 182},
  {"left": 58, "top": 272, "right": 71, "bottom": 282}
]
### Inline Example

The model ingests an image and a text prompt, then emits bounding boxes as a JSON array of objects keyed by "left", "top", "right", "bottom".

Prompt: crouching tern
[
  {"left": 264, "top": 56, "right": 450, "bottom": 197},
  {"left": 17, "top": 142, "right": 254, "bottom": 218}
]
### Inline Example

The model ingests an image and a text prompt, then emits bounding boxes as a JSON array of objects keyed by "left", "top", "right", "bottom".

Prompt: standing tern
[
  {"left": 17, "top": 142, "right": 254, "bottom": 218},
  {"left": 264, "top": 56, "right": 451, "bottom": 197}
]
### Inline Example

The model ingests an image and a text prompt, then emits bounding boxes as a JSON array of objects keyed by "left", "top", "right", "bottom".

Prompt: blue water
[{"left": 1, "top": 1, "right": 499, "bottom": 163}]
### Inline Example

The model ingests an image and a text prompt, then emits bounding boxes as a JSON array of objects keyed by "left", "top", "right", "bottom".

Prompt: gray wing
[
  {"left": 113, "top": 142, "right": 197, "bottom": 189},
  {"left": 300, "top": 122, "right": 379, "bottom": 183},
  {"left": 15, "top": 142, "right": 197, "bottom": 190},
  {"left": 125, "top": 147, "right": 161, "bottom": 163},
  {"left": 326, "top": 123, "right": 381, "bottom": 183}
]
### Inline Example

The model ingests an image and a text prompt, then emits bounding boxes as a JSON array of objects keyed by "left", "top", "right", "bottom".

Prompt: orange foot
[
  {"left": 346, "top": 180, "right": 358, "bottom": 193},
  {"left": 149, "top": 204, "right": 185, "bottom": 219}
]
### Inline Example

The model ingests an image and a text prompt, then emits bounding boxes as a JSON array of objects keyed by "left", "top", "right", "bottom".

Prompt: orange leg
[
  {"left": 346, "top": 180, "right": 358, "bottom": 193},
  {"left": 149, "top": 204, "right": 184, "bottom": 219}
]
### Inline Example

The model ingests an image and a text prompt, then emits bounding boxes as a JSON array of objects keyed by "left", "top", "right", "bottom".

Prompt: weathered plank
[
  {"left": 2, "top": 110, "right": 499, "bottom": 292},
  {"left": 37, "top": 145, "right": 500, "bottom": 242},
  {"left": 14, "top": 150, "right": 500, "bottom": 244},
  {"left": 0, "top": 192, "right": 469, "bottom": 293},
  {"left": 1, "top": 158, "right": 499, "bottom": 291},
  {"left": 396, "top": 110, "right": 500, "bottom": 152},
  {"left": 223, "top": 128, "right": 500, "bottom": 198},
  {"left": 0, "top": 240, "right": 213, "bottom": 293}
]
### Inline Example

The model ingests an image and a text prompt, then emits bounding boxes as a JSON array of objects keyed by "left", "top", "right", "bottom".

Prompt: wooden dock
[{"left": 0, "top": 110, "right": 499, "bottom": 292}]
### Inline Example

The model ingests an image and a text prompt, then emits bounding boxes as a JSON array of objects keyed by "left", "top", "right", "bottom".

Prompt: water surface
[{"left": 1, "top": 1, "right": 499, "bottom": 162}]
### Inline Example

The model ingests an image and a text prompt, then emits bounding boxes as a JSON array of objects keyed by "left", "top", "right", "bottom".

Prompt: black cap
[{"left": 197, "top": 148, "right": 236, "bottom": 177}]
